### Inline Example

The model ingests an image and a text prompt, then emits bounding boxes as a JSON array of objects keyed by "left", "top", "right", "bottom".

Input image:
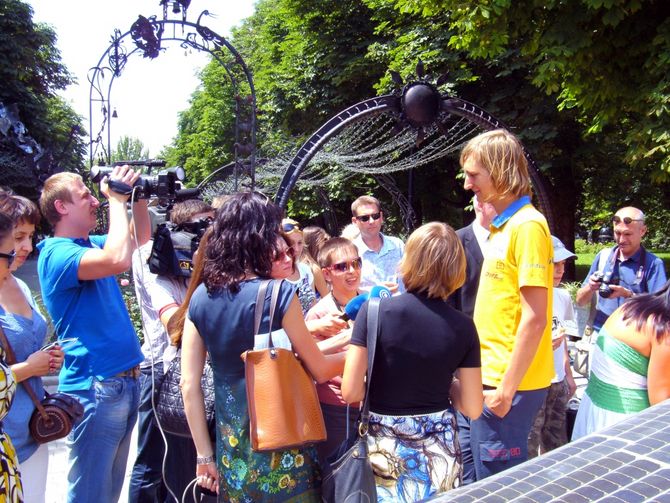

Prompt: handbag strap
[
  {"left": 253, "top": 280, "right": 281, "bottom": 349},
  {"left": 0, "top": 322, "right": 49, "bottom": 419},
  {"left": 360, "top": 297, "right": 381, "bottom": 430}
]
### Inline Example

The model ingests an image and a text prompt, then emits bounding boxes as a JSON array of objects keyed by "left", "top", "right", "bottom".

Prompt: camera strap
[
  {"left": 107, "top": 180, "right": 134, "bottom": 196},
  {"left": 601, "top": 245, "right": 648, "bottom": 291}
]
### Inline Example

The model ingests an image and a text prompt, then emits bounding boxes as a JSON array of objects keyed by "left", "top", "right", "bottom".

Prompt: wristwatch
[{"left": 196, "top": 455, "right": 215, "bottom": 465}]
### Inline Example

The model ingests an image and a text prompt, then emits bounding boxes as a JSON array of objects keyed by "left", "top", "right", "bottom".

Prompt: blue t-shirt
[
  {"left": 582, "top": 246, "right": 667, "bottom": 331},
  {"left": 353, "top": 232, "right": 406, "bottom": 293},
  {"left": 0, "top": 278, "right": 47, "bottom": 462},
  {"left": 37, "top": 235, "right": 143, "bottom": 391}
]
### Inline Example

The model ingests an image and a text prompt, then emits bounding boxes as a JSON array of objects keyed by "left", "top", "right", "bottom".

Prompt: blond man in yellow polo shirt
[{"left": 460, "top": 129, "right": 553, "bottom": 481}]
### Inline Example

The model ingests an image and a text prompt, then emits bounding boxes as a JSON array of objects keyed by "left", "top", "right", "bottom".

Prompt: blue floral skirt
[
  {"left": 367, "top": 408, "right": 461, "bottom": 502},
  {"left": 215, "top": 379, "right": 321, "bottom": 502}
]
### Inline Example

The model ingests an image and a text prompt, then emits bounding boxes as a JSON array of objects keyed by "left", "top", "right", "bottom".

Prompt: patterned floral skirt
[
  {"left": 367, "top": 408, "right": 461, "bottom": 503},
  {"left": 215, "top": 380, "right": 322, "bottom": 502}
]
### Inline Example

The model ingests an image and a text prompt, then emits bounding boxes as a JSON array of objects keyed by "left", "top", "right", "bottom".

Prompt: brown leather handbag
[
  {"left": 241, "top": 280, "right": 326, "bottom": 452},
  {"left": 0, "top": 326, "right": 84, "bottom": 444}
]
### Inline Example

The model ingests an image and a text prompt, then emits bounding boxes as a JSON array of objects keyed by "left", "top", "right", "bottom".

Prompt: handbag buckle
[
  {"left": 270, "top": 348, "right": 277, "bottom": 359},
  {"left": 358, "top": 422, "right": 368, "bottom": 436}
]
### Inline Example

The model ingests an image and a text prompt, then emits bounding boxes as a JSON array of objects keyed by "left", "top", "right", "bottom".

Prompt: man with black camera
[
  {"left": 37, "top": 166, "right": 151, "bottom": 503},
  {"left": 129, "top": 198, "right": 213, "bottom": 503},
  {"left": 576, "top": 206, "right": 666, "bottom": 334}
]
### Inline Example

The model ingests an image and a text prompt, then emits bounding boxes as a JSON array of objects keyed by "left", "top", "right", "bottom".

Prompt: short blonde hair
[
  {"left": 39, "top": 172, "right": 82, "bottom": 225},
  {"left": 351, "top": 195, "right": 381, "bottom": 216},
  {"left": 460, "top": 129, "right": 532, "bottom": 199},
  {"left": 400, "top": 222, "right": 466, "bottom": 300}
]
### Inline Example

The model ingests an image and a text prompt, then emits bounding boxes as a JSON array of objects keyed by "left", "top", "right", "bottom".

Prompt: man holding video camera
[
  {"left": 575, "top": 206, "right": 666, "bottom": 334},
  {"left": 37, "top": 166, "right": 151, "bottom": 503},
  {"left": 129, "top": 198, "right": 213, "bottom": 503}
]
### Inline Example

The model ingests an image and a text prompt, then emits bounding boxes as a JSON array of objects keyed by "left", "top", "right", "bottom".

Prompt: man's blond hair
[
  {"left": 39, "top": 172, "right": 82, "bottom": 225},
  {"left": 460, "top": 129, "right": 532, "bottom": 199}
]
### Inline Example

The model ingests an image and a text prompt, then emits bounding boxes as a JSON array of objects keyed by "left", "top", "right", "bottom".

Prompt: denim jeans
[
  {"left": 470, "top": 388, "right": 547, "bottom": 481},
  {"left": 129, "top": 364, "right": 167, "bottom": 503},
  {"left": 129, "top": 364, "right": 201, "bottom": 503},
  {"left": 66, "top": 376, "right": 140, "bottom": 503}
]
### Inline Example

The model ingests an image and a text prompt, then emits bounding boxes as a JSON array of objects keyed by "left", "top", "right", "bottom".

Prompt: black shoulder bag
[{"left": 321, "top": 297, "right": 380, "bottom": 502}]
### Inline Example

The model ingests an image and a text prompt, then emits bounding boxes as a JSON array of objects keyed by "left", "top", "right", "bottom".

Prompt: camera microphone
[{"left": 340, "top": 285, "right": 392, "bottom": 321}]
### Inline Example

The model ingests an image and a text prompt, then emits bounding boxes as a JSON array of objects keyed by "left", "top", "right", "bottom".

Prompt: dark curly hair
[{"left": 203, "top": 192, "right": 283, "bottom": 293}]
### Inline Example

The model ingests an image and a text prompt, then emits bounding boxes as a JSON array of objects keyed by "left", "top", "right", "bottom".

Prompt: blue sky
[{"left": 28, "top": 0, "right": 255, "bottom": 159}]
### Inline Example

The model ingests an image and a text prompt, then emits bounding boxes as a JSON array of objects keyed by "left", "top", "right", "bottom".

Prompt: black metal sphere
[{"left": 401, "top": 83, "right": 441, "bottom": 127}]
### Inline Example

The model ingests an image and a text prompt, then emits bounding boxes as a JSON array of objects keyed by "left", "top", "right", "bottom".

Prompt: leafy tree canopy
[
  {"left": 381, "top": 0, "right": 670, "bottom": 178},
  {"left": 0, "top": 0, "right": 86, "bottom": 197}
]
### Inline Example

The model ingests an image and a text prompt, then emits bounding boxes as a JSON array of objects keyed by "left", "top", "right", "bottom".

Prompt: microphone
[
  {"left": 340, "top": 285, "right": 393, "bottom": 322},
  {"left": 341, "top": 293, "right": 368, "bottom": 322},
  {"left": 368, "top": 285, "right": 392, "bottom": 300}
]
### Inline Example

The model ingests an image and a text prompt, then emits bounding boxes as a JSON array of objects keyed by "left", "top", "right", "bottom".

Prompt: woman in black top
[{"left": 342, "top": 222, "right": 483, "bottom": 502}]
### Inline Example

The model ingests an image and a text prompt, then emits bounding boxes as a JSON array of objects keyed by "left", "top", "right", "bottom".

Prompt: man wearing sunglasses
[
  {"left": 350, "top": 195, "right": 404, "bottom": 294},
  {"left": 576, "top": 206, "right": 666, "bottom": 334}
]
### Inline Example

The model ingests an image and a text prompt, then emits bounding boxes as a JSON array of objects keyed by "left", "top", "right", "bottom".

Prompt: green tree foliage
[
  {"left": 111, "top": 136, "right": 149, "bottom": 164},
  {"left": 162, "top": 61, "right": 237, "bottom": 186},
  {"left": 387, "top": 0, "right": 670, "bottom": 178},
  {"left": 0, "top": 0, "right": 86, "bottom": 197},
  {"left": 165, "top": 0, "right": 668, "bottom": 262}
]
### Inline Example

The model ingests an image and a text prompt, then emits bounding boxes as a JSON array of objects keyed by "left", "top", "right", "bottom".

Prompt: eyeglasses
[
  {"left": 612, "top": 216, "right": 644, "bottom": 225},
  {"left": 328, "top": 257, "right": 362, "bottom": 272},
  {"left": 273, "top": 247, "right": 295, "bottom": 262},
  {"left": 282, "top": 222, "right": 300, "bottom": 233},
  {"left": 355, "top": 212, "right": 381, "bottom": 223},
  {"left": 0, "top": 250, "right": 15, "bottom": 267}
]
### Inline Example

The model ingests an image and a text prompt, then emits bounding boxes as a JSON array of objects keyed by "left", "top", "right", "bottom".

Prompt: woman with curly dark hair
[{"left": 180, "top": 192, "right": 345, "bottom": 501}]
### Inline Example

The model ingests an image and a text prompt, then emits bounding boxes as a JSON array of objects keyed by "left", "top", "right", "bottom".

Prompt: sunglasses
[
  {"left": 328, "top": 257, "right": 362, "bottom": 273},
  {"left": 612, "top": 216, "right": 644, "bottom": 225},
  {"left": 273, "top": 247, "right": 295, "bottom": 262},
  {"left": 355, "top": 212, "right": 381, "bottom": 223},
  {"left": 282, "top": 222, "right": 300, "bottom": 233},
  {"left": 0, "top": 250, "right": 15, "bottom": 268}
]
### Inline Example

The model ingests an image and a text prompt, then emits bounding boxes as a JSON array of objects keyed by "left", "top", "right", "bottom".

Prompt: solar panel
[{"left": 428, "top": 399, "right": 670, "bottom": 502}]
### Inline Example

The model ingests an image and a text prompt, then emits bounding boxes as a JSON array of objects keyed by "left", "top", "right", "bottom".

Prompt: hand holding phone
[{"left": 41, "top": 337, "right": 78, "bottom": 352}]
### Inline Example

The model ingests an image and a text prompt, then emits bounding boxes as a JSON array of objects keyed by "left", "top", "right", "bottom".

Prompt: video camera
[
  {"left": 90, "top": 160, "right": 186, "bottom": 200},
  {"left": 148, "top": 218, "right": 211, "bottom": 279}
]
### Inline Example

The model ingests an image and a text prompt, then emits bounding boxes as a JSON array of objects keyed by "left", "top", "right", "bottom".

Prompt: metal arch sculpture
[
  {"left": 274, "top": 63, "right": 555, "bottom": 232},
  {"left": 88, "top": 1, "right": 257, "bottom": 190}
]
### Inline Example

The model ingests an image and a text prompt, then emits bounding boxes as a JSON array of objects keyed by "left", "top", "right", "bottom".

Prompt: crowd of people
[{"left": 0, "top": 128, "right": 668, "bottom": 502}]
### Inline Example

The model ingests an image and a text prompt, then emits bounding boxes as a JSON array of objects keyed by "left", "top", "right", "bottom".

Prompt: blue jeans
[
  {"left": 129, "top": 365, "right": 167, "bottom": 503},
  {"left": 66, "top": 376, "right": 140, "bottom": 503},
  {"left": 129, "top": 364, "right": 201, "bottom": 503},
  {"left": 470, "top": 388, "right": 547, "bottom": 481}
]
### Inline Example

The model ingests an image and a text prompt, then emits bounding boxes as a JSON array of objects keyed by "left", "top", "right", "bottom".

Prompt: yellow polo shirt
[{"left": 474, "top": 202, "right": 554, "bottom": 390}]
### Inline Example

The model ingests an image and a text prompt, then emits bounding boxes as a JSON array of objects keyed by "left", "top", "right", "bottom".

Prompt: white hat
[{"left": 552, "top": 236, "right": 577, "bottom": 262}]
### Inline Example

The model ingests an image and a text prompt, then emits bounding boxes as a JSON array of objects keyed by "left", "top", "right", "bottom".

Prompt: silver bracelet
[{"left": 196, "top": 455, "right": 215, "bottom": 465}]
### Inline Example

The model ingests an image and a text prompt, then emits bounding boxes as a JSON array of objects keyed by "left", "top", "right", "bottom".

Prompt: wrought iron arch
[
  {"left": 274, "top": 65, "right": 555, "bottom": 233},
  {"left": 88, "top": 2, "right": 256, "bottom": 190}
]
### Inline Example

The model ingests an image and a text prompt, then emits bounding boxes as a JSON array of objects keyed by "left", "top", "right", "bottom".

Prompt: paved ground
[{"left": 16, "top": 257, "right": 139, "bottom": 503}]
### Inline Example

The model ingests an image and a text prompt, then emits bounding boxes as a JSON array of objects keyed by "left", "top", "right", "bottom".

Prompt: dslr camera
[
  {"left": 90, "top": 161, "right": 185, "bottom": 200},
  {"left": 592, "top": 271, "right": 619, "bottom": 298}
]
